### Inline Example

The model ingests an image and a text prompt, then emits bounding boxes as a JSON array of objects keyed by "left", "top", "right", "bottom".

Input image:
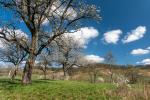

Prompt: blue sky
[
  {"left": 0, "top": 0, "right": 150, "bottom": 65},
  {"left": 82, "top": 0, "right": 150, "bottom": 65}
]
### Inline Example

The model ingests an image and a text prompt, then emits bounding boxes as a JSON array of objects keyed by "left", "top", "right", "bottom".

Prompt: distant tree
[
  {"left": 125, "top": 66, "right": 140, "bottom": 84},
  {"left": 54, "top": 36, "right": 83, "bottom": 79},
  {"left": 0, "top": 42, "right": 27, "bottom": 80},
  {"left": 104, "top": 51, "right": 116, "bottom": 83},
  {"left": 0, "top": 0, "right": 100, "bottom": 84},
  {"left": 87, "top": 64, "right": 99, "bottom": 83},
  {"left": 83, "top": 56, "right": 104, "bottom": 83},
  {"left": 37, "top": 51, "right": 53, "bottom": 80}
]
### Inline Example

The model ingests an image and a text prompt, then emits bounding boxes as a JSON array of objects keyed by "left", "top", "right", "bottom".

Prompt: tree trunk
[
  {"left": 11, "top": 69, "right": 17, "bottom": 80},
  {"left": 21, "top": 54, "right": 36, "bottom": 84},
  {"left": 93, "top": 73, "right": 97, "bottom": 83},
  {"left": 22, "top": 31, "right": 38, "bottom": 84},
  {"left": 62, "top": 63, "right": 70, "bottom": 80},
  {"left": 44, "top": 71, "right": 47, "bottom": 80},
  {"left": 11, "top": 65, "right": 19, "bottom": 80},
  {"left": 62, "top": 64, "right": 66, "bottom": 77}
]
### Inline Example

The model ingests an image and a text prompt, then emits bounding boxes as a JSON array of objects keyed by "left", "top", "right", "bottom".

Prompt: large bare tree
[{"left": 0, "top": 0, "right": 100, "bottom": 84}]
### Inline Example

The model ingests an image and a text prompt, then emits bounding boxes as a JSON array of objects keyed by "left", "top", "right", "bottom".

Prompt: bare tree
[
  {"left": 0, "top": 42, "right": 27, "bottom": 80},
  {"left": 37, "top": 51, "right": 53, "bottom": 80},
  {"left": 52, "top": 35, "right": 83, "bottom": 79},
  {"left": 80, "top": 55, "right": 103, "bottom": 83},
  {"left": 104, "top": 51, "right": 116, "bottom": 83},
  {"left": 0, "top": 0, "right": 100, "bottom": 84},
  {"left": 83, "top": 59, "right": 100, "bottom": 83},
  {"left": 87, "top": 64, "right": 101, "bottom": 83}
]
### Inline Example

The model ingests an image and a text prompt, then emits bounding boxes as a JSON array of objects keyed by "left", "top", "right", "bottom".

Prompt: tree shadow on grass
[
  {"left": 0, "top": 78, "right": 21, "bottom": 90},
  {"left": 0, "top": 78, "right": 21, "bottom": 84},
  {"left": 32, "top": 79, "right": 58, "bottom": 84},
  {"left": 0, "top": 78, "right": 60, "bottom": 91}
]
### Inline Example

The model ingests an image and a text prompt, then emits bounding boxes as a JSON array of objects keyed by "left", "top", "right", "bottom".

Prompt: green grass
[{"left": 0, "top": 78, "right": 119, "bottom": 100}]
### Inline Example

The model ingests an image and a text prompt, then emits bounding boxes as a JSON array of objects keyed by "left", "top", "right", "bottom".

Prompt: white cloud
[
  {"left": 64, "top": 27, "right": 99, "bottom": 48},
  {"left": 136, "top": 59, "right": 150, "bottom": 65},
  {"left": 0, "top": 28, "right": 28, "bottom": 48},
  {"left": 42, "top": 18, "right": 49, "bottom": 25},
  {"left": 122, "top": 26, "right": 146, "bottom": 43},
  {"left": 103, "top": 29, "right": 122, "bottom": 44},
  {"left": 84, "top": 55, "right": 104, "bottom": 63},
  {"left": 0, "top": 28, "right": 28, "bottom": 39},
  {"left": 131, "top": 46, "right": 150, "bottom": 56},
  {"left": 51, "top": 0, "right": 77, "bottom": 20},
  {"left": 146, "top": 47, "right": 150, "bottom": 50},
  {"left": 131, "top": 48, "right": 149, "bottom": 55},
  {"left": 42, "top": 0, "right": 77, "bottom": 25}
]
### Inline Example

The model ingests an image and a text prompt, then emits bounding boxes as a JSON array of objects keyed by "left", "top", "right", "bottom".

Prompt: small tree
[
  {"left": 87, "top": 64, "right": 99, "bottom": 83},
  {"left": 37, "top": 51, "right": 53, "bottom": 80},
  {"left": 0, "top": 42, "right": 27, "bottom": 80},
  {"left": 104, "top": 51, "right": 116, "bottom": 83},
  {"left": 83, "top": 55, "right": 104, "bottom": 83},
  {"left": 125, "top": 66, "right": 140, "bottom": 84},
  {"left": 54, "top": 35, "right": 83, "bottom": 78}
]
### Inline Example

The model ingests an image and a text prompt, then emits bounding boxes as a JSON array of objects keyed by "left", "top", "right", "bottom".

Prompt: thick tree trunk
[
  {"left": 22, "top": 31, "right": 38, "bottom": 84},
  {"left": 21, "top": 54, "right": 36, "bottom": 84},
  {"left": 22, "top": 63, "right": 32, "bottom": 84},
  {"left": 62, "top": 64, "right": 66, "bottom": 77},
  {"left": 62, "top": 63, "right": 70, "bottom": 80}
]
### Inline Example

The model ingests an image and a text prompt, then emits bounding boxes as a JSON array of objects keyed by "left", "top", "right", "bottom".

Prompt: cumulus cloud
[
  {"left": 122, "top": 26, "right": 146, "bottom": 43},
  {"left": 0, "top": 28, "right": 28, "bottom": 48},
  {"left": 136, "top": 59, "right": 150, "bottom": 65},
  {"left": 103, "top": 29, "right": 122, "bottom": 44},
  {"left": 64, "top": 27, "right": 99, "bottom": 48},
  {"left": 84, "top": 55, "right": 104, "bottom": 63},
  {"left": 131, "top": 48, "right": 149, "bottom": 55},
  {"left": 146, "top": 47, "right": 150, "bottom": 50},
  {"left": 130, "top": 46, "right": 150, "bottom": 55}
]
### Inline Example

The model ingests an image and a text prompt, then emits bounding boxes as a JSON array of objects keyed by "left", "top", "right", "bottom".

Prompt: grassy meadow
[
  {"left": 0, "top": 76, "right": 150, "bottom": 100},
  {"left": 0, "top": 65, "right": 150, "bottom": 100},
  {"left": 0, "top": 78, "right": 118, "bottom": 100}
]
